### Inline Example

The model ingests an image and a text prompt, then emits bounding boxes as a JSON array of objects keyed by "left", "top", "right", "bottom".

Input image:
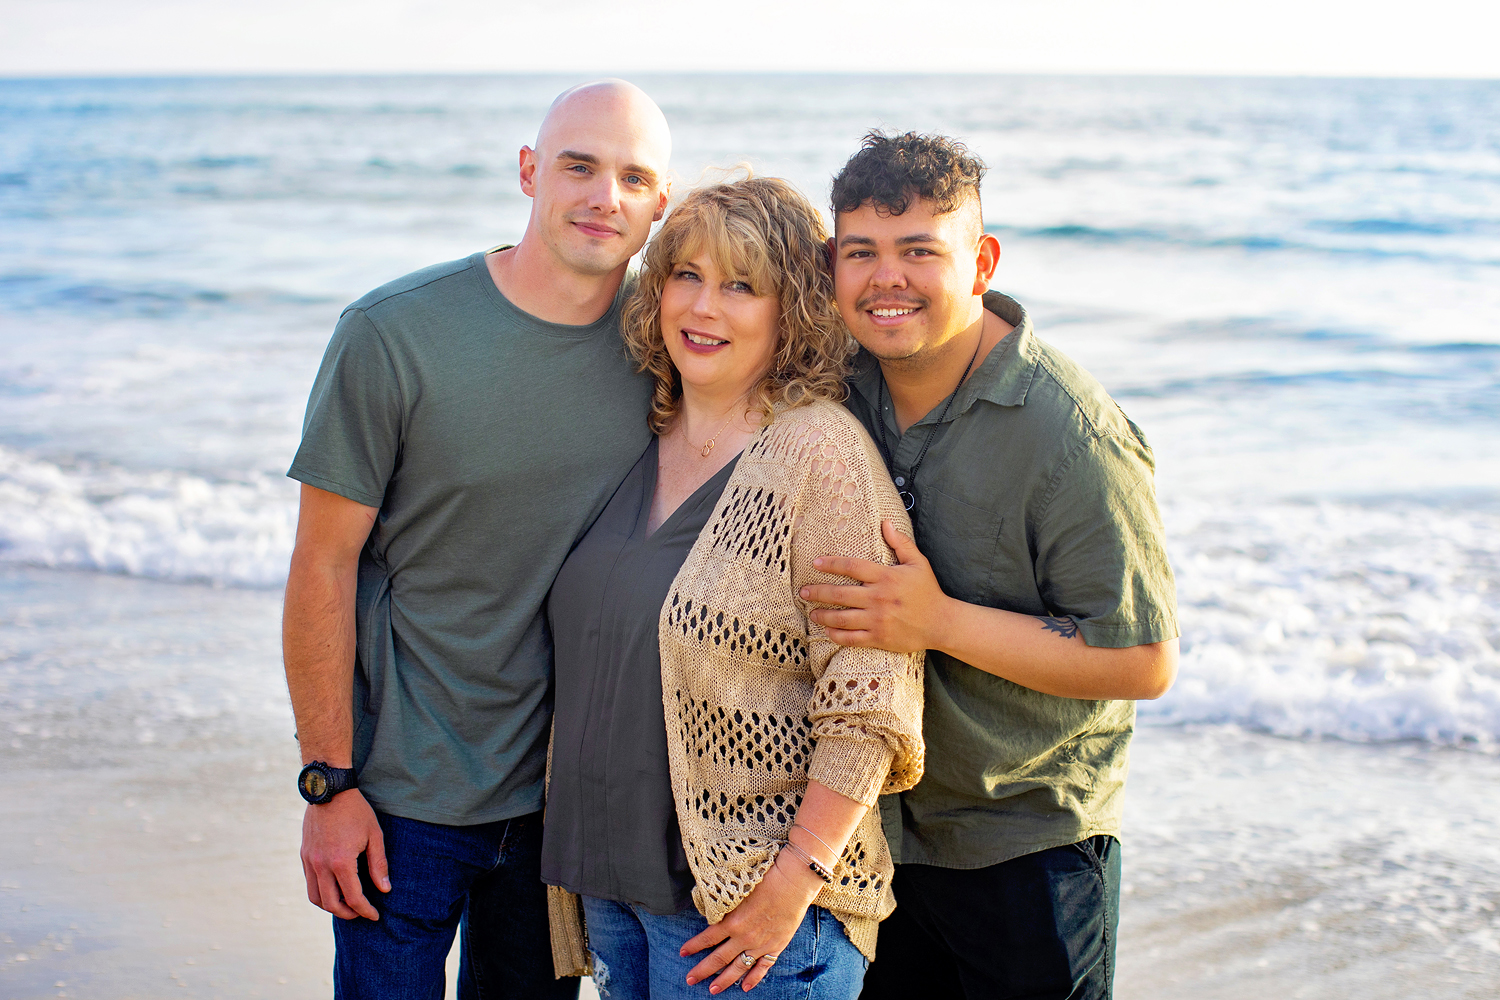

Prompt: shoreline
[{"left": 2, "top": 566, "right": 1498, "bottom": 998}]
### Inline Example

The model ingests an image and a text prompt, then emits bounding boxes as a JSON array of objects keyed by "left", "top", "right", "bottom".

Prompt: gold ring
[{"left": 739, "top": 950, "right": 757, "bottom": 968}]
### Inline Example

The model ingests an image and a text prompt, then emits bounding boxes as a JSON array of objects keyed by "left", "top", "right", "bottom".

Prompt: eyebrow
[
  {"left": 556, "top": 149, "right": 659, "bottom": 184},
  {"left": 837, "top": 233, "right": 945, "bottom": 248},
  {"left": 623, "top": 163, "right": 660, "bottom": 184}
]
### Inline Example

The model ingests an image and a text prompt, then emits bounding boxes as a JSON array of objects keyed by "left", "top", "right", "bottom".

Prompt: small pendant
[{"left": 701, "top": 440, "right": 715, "bottom": 458}]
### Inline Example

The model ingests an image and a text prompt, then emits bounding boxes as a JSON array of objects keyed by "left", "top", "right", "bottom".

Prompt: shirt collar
[{"left": 849, "top": 291, "right": 1038, "bottom": 425}]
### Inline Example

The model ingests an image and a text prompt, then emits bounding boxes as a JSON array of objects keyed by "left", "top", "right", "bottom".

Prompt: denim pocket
[{"left": 1075, "top": 835, "right": 1115, "bottom": 887}]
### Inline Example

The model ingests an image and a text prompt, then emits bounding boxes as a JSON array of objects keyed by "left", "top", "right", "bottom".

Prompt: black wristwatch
[{"left": 298, "top": 761, "right": 358, "bottom": 804}]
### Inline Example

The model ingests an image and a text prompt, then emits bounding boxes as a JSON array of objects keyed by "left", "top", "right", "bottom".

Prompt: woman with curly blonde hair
[{"left": 542, "top": 177, "right": 925, "bottom": 999}]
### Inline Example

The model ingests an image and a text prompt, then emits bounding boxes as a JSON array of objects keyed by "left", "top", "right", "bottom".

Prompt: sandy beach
[
  {"left": 0, "top": 567, "right": 594, "bottom": 1000},
  {"left": 5, "top": 567, "right": 1497, "bottom": 999},
  {"left": 1, "top": 569, "right": 327, "bottom": 999}
]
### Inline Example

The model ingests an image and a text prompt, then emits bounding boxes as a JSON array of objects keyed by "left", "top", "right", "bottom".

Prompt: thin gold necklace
[{"left": 688, "top": 394, "right": 750, "bottom": 458}]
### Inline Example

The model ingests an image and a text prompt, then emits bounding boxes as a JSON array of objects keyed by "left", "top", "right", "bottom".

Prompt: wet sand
[
  {"left": 2, "top": 567, "right": 1498, "bottom": 998},
  {"left": 1119, "top": 727, "right": 1500, "bottom": 999},
  {"left": 1, "top": 741, "right": 329, "bottom": 998},
  {"left": 0, "top": 747, "right": 602, "bottom": 1000}
]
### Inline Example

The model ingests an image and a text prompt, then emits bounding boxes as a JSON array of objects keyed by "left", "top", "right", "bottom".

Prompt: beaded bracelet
[{"left": 781, "top": 839, "right": 835, "bottom": 884}]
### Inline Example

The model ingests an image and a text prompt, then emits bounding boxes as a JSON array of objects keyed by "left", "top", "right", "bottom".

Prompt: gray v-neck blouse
[{"left": 542, "top": 437, "right": 739, "bottom": 914}]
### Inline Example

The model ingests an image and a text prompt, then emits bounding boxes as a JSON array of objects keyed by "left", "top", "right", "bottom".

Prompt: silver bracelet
[
  {"left": 780, "top": 839, "right": 834, "bottom": 884},
  {"left": 791, "top": 823, "right": 842, "bottom": 860}
]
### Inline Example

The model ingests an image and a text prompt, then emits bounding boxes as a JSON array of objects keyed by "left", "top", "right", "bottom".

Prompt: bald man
[{"left": 283, "top": 80, "right": 672, "bottom": 999}]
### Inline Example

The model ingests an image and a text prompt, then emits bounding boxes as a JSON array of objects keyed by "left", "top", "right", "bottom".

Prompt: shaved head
[
  {"left": 535, "top": 79, "right": 672, "bottom": 167},
  {"left": 509, "top": 79, "right": 673, "bottom": 282}
]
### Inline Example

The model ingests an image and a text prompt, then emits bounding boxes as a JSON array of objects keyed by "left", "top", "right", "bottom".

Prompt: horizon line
[{"left": 2, "top": 68, "right": 1498, "bottom": 84}]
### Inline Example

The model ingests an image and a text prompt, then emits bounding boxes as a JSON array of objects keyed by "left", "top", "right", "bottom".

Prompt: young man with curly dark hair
[{"left": 801, "top": 130, "right": 1181, "bottom": 999}]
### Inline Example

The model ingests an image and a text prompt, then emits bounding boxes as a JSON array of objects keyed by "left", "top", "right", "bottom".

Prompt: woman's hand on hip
[{"left": 680, "top": 853, "right": 825, "bottom": 993}]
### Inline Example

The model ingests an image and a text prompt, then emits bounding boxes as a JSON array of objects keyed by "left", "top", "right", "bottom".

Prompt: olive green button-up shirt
[{"left": 845, "top": 291, "right": 1179, "bottom": 869}]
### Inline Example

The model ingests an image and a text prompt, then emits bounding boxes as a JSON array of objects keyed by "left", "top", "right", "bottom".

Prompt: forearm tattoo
[{"left": 1037, "top": 615, "right": 1080, "bottom": 639}]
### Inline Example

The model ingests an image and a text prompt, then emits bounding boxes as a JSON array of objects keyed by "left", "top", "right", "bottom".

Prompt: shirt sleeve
[
  {"left": 1034, "top": 429, "right": 1179, "bottom": 648},
  {"left": 287, "top": 307, "right": 405, "bottom": 508},
  {"left": 791, "top": 413, "right": 926, "bottom": 807}
]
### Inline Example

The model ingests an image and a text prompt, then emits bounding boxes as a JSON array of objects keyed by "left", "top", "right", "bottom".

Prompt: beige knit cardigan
[{"left": 549, "top": 399, "right": 925, "bottom": 972}]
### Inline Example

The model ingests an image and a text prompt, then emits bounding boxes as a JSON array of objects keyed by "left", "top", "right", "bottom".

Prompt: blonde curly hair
[{"left": 622, "top": 176, "right": 854, "bottom": 434}]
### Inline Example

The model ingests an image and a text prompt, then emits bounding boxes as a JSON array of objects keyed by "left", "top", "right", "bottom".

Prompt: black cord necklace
[{"left": 874, "top": 334, "right": 983, "bottom": 512}]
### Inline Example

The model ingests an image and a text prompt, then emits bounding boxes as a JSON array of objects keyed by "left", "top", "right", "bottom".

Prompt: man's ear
[
  {"left": 972, "top": 232, "right": 1001, "bottom": 294},
  {"left": 824, "top": 235, "right": 836, "bottom": 272},
  {"left": 518, "top": 146, "right": 538, "bottom": 198},
  {"left": 654, "top": 175, "right": 672, "bottom": 223}
]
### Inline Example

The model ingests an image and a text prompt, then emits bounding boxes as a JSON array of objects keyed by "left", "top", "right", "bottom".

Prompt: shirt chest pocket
[{"left": 915, "top": 486, "right": 1003, "bottom": 606}]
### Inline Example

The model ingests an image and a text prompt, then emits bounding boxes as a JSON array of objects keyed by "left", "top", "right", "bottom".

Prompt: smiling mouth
[
  {"left": 684, "top": 331, "right": 728, "bottom": 346},
  {"left": 870, "top": 307, "right": 919, "bottom": 318}
]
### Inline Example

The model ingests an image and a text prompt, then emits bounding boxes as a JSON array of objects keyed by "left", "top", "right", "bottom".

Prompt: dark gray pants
[{"left": 860, "top": 836, "right": 1120, "bottom": 1000}]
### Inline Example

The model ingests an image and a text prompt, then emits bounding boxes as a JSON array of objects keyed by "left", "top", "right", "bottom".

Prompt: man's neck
[
  {"left": 880, "top": 306, "right": 1011, "bottom": 434},
  {"left": 485, "top": 238, "right": 626, "bottom": 327}
]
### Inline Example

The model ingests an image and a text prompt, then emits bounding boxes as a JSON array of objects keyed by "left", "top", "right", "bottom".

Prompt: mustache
[{"left": 856, "top": 294, "right": 927, "bottom": 311}]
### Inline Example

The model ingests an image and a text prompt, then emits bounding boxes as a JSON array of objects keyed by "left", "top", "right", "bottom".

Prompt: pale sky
[{"left": 2, "top": 0, "right": 1497, "bottom": 78}]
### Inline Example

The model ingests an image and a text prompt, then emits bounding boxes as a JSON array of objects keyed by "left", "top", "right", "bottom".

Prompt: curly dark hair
[{"left": 830, "top": 130, "right": 987, "bottom": 217}]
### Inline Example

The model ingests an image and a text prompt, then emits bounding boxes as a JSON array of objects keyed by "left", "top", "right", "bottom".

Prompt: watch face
[{"left": 301, "top": 768, "right": 329, "bottom": 800}]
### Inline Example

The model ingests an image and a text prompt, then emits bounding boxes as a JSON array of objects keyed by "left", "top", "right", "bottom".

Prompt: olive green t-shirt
[
  {"left": 845, "top": 291, "right": 1179, "bottom": 869},
  {"left": 288, "top": 251, "right": 653, "bottom": 825}
]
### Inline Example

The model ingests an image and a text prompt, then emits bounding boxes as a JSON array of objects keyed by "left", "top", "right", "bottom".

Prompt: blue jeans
[
  {"left": 860, "top": 836, "right": 1121, "bottom": 1000},
  {"left": 580, "top": 896, "right": 866, "bottom": 1000},
  {"left": 333, "top": 810, "right": 578, "bottom": 1000}
]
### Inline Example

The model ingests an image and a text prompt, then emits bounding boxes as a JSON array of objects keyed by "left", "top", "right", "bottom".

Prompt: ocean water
[{"left": 2, "top": 73, "right": 1498, "bottom": 995}]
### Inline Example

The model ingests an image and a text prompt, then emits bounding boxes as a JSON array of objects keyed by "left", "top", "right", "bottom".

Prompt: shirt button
[{"left": 894, "top": 476, "right": 906, "bottom": 486}]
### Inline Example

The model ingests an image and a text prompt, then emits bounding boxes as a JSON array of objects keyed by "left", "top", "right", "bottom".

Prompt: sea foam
[
  {"left": 0, "top": 445, "right": 296, "bottom": 588},
  {"left": 1151, "top": 497, "right": 1500, "bottom": 748},
  {"left": 3, "top": 441, "right": 1497, "bottom": 747}
]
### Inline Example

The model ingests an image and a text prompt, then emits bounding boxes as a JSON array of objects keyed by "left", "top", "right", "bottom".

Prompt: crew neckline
[{"left": 470, "top": 249, "right": 628, "bottom": 340}]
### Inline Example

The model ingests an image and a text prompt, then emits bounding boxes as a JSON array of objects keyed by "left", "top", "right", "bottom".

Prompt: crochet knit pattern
[{"left": 659, "top": 398, "right": 925, "bottom": 961}]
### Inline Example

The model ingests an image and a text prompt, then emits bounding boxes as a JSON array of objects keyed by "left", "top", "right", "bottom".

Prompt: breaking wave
[{"left": 0, "top": 445, "right": 296, "bottom": 587}]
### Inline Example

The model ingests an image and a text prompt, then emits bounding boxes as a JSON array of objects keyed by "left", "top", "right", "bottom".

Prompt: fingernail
[
  {"left": 813, "top": 558, "right": 824, "bottom": 568},
  {"left": 799, "top": 587, "right": 809, "bottom": 598}
]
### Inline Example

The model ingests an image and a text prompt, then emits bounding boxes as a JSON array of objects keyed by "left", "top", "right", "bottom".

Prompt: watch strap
[{"left": 298, "top": 760, "right": 359, "bottom": 804}]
